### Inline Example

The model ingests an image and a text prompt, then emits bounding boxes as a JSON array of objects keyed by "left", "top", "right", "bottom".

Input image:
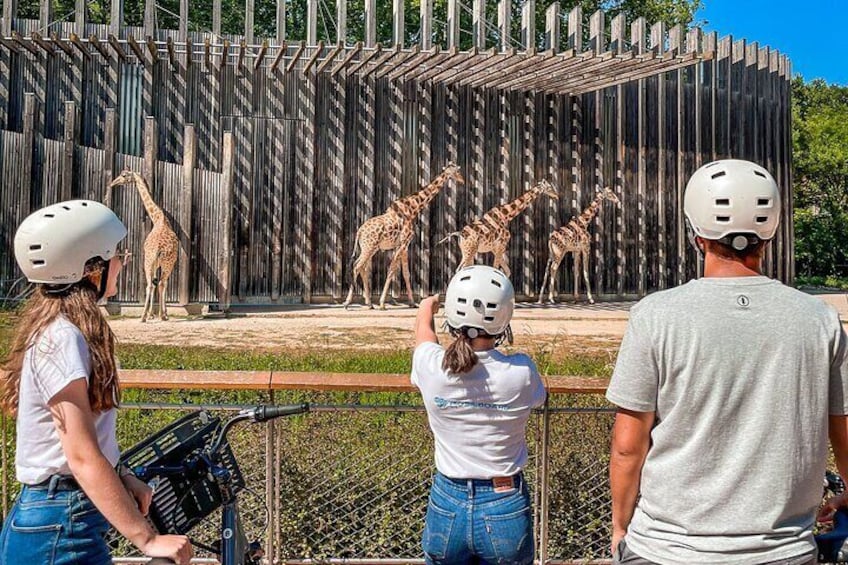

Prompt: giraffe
[
  {"left": 439, "top": 180, "right": 559, "bottom": 277},
  {"left": 108, "top": 170, "right": 179, "bottom": 322},
  {"left": 342, "top": 163, "right": 465, "bottom": 310},
  {"left": 537, "top": 186, "right": 620, "bottom": 305}
]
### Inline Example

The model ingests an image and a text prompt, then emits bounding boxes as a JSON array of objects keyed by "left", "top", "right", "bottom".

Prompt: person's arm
[
  {"left": 415, "top": 295, "right": 440, "bottom": 347},
  {"left": 609, "top": 408, "right": 655, "bottom": 553},
  {"left": 49, "top": 379, "right": 193, "bottom": 565},
  {"left": 821, "top": 325, "right": 848, "bottom": 521},
  {"left": 820, "top": 414, "right": 848, "bottom": 521}
]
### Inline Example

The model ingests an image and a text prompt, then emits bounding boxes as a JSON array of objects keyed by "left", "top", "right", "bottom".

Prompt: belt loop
[
  {"left": 47, "top": 475, "right": 59, "bottom": 499},
  {"left": 467, "top": 479, "right": 474, "bottom": 498}
]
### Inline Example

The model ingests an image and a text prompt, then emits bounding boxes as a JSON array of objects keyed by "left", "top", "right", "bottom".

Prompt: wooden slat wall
[{"left": 0, "top": 7, "right": 794, "bottom": 304}]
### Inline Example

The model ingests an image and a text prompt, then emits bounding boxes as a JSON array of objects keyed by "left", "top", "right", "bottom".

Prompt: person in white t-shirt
[
  {"left": 0, "top": 200, "right": 192, "bottom": 565},
  {"left": 411, "top": 265, "right": 547, "bottom": 565}
]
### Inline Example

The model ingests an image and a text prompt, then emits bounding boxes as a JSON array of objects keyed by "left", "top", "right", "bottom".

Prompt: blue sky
[{"left": 697, "top": 0, "right": 847, "bottom": 85}]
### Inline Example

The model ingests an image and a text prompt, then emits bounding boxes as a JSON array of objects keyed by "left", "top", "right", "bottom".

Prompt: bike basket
[{"left": 120, "top": 410, "right": 246, "bottom": 535}]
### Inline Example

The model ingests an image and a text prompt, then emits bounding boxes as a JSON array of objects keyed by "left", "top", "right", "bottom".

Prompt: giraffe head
[
  {"left": 108, "top": 170, "right": 139, "bottom": 189},
  {"left": 443, "top": 162, "right": 465, "bottom": 185},
  {"left": 599, "top": 186, "right": 621, "bottom": 205},
  {"left": 535, "top": 179, "right": 559, "bottom": 200}
]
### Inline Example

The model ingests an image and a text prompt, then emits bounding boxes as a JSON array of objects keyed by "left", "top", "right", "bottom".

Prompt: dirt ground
[{"left": 108, "top": 292, "right": 848, "bottom": 352}]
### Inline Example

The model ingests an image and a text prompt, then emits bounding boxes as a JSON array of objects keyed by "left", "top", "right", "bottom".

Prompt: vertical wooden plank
[
  {"left": 589, "top": 9, "right": 604, "bottom": 295},
  {"left": 670, "top": 25, "right": 686, "bottom": 286},
  {"left": 567, "top": 6, "right": 581, "bottom": 51},
  {"left": 75, "top": 0, "right": 86, "bottom": 36},
  {"left": 103, "top": 108, "right": 116, "bottom": 207},
  {"left": 521, "top": 0, "right": 535, "bottom": 50},
  {"left": 473, "top": 0, "right": 485, "bottom": 49},
  {"left": 61, "top": 101, "right": 78, "bottom": 201},
  {"left": 365, "top": 0, "right": 376, "bottom": 47},
  {"left": 337, "top": 0, "right": 347, "bottom": 44},
  {"left": 394, "top": 0, "right": 405, "bottom": 46},
  {"left": 612, "top": 13, "right": 625, "bottom": 296},
  {"left": 245, "top": 0, "right": 255, "bottom": 44},
  {"left": 688, "top": 27, "right": 704, "bottom": 279},
  {"left": 179, "top": 124, "right": 195, "bottom": 306},
  {"left": 219, "top": 130, "right": 234, "bottom": 312},
  {"left": 521, "top": 91, "right": 536, "bottom": 296},
  {"left": 213, "top": 0, "right": 222, "bottom": 36},
  {"left": 630, "top": 18, "right": 648, "bottom": 296},
  {"left": 40, "top": 0, "right": 53, "bottom": 33},
  {"left": 1, "top": 0, "right": 16, "bottom": 36},
  {"left": 651, "top": 21, "right": 666, "bottom": 289},
  {"left": 447, "top": 0, "right": 459, "bottom": 48},
  {"left": 328, "top": 73, "right": 346, "bottom": 299},
  {"left": 731, "top": 38, "right": 746, "bottom": 157},
  {"left": 545, "top": 3, "right": 560, "bottom": 52},
  {"left": 418, "top": 81, "right": 432, "bottom": 295},
  {"left": 142, "top": 117, "right": 157, "bottom": 215},
  {"left": 297, "top": 71, "right": 317, "bottom": 302},
  {"left": 21, "top": 93, "right": 35, "bottom": 216},
  {"left": 144, "top": 0, "right": 155, "bottom": 37},
  {"left": 420, "top": 0, "right": 433, "bottom": 49},
  {"left": 307, "top": 0, "right": 318, "bottom": 45},
  {"left": 179, "top": 0, "right": 188, "bottom": 39},
  {"left": 276, "top": 0, "right": 285, "bottom": 42},
  {"left": 498, "top": 0, "right": 510, "bottom": 51}
]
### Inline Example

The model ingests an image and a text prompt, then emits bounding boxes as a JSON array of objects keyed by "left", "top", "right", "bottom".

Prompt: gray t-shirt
[{"left": 606, "top": 276, "right": 848, "bottom": 565}]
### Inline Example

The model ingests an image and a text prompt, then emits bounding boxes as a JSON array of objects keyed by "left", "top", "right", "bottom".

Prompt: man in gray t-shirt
[{"left": 606, "top": 160, "right": 848, "bottom": 565}]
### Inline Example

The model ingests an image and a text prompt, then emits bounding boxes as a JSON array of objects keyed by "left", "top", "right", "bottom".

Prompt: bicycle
[{"left": 121, "top": 403, "right": 310, "bottom": 565}]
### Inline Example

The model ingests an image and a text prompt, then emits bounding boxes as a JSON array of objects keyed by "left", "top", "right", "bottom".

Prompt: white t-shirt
[
  {"left": 16, "top": 316, "right": 120, "bottom": 484},
  {"left": 411, "top": 342, "right": 547, "bottom": 479}
]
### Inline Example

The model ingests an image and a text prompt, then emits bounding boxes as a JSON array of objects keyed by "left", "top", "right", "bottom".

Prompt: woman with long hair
[
  {"left": 412, "top": 265, "right": 547, "bottom": 565},
  {"left": 0, "top": 200, "right": 192, "bottom": 565}
]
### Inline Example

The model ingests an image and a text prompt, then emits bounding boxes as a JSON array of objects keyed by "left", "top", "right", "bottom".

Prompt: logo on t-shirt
[
  {"left": 737, "top": 295, "right": 750, "bottom": 307},
  {"left": 433, "top": 396, "right": 510, "bottom": 411}
]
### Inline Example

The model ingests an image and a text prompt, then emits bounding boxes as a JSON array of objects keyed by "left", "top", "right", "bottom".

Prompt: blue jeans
[
  {"left": 422, "top": 471, "right": 534, "bottom": 565},
  {"left": 0, "top": 481, "right": 112, "bottom": 565}
]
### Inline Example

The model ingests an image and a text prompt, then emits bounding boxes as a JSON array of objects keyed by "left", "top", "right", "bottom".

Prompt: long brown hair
[
  {"left": 442, "top": 331, "right": 479, "bottom": 375},
  {"left": 1, "top": 259, "right": 120, "bottom": 416}
]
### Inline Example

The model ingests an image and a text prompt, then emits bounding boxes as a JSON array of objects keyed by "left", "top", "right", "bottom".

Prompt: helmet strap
[{"left": 719, "top": 233, "right": 761, "bottom": 252}]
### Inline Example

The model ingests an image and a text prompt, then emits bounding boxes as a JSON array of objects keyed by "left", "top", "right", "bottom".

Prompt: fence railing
[{"left": 0, "top": 371, "right": 614, "bottom": 565}]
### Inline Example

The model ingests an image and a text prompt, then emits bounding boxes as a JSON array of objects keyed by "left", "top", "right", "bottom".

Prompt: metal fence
[{"left": 0, "top": 397, "right": 614, "bottom": 564}]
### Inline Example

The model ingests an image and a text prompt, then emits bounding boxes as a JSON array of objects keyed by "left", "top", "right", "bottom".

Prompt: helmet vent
[
  {"left": 457, "top": 297, "right": 467, "bottom": 304},
  {"left": 756, "top": 216, "right": 768, "bottom": 224},
  {"left": 80, "top": 202, "right": 88, "bottom": 206},
  {"left": 456, "top": 310, "right": 466, "bottom": 317},
  {"left": 460, "top": 275, "right": 471, "bottom": 281},
  {"left": 757, "top": 198, "right": 771, "bottom": 206},
  {"left": 484, "top": 316, "right": 495, "bottom": 322},
  {"left": 490, "top": 280, "right": 502, "bottom": 288},
  {"left": 32, "top": 260, "right": 45, "bottom": 266},
  {"left": 61, "top": 205, "right": 70, "bottom": 210},
  {"left": 753, "top": 170, "right": 767, "bottom": 178},
  {"left": 29, "top": 244, "right": 41, "bottom": 251},
  {"left": 716, "top": 215, "right": 731, "bottom": 223},
  {"left": 487, "top": 303, "right": 497, "bottom": 309},
  {"left": 715, "top": 198, "right": 730, "bottom": 206},
  {"left": 711, "top": 171, "right": 727, "bottom": 179},
  {"left": 44, "top": 213, "right": 54, "bottom": 218}
]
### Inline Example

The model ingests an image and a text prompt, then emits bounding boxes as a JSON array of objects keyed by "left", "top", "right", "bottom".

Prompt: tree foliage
[
  {"left": 18, "top": 0, "right": 700, "bottom": 47},
  {"left": 792, "top": 77, "right": 848, "bottom": 278}
]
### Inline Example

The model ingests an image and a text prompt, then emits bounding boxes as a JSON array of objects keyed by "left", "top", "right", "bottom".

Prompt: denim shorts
[
  {"left": 421, "top": 471, "right": 534, "bottom": 565},
  {"left": 0, "top": 481, "right": 112, "bottom": 565}
]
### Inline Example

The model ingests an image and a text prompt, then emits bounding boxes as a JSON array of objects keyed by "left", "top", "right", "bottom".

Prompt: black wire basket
[{"left": 120, "top": 410, "right": 246, "bottom": 535}]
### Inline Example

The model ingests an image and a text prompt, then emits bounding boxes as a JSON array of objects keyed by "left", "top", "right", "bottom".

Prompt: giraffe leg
[
  {"left": 343, "top": 247, "right": 377, "bottom": 309},
  {"left": 572, "top": 252, "right": 581, "bottom": 302},
  {"left": 158, "top": 274, "right": 171, "bottom": 320},
  {"left": 362, "top": 258, "right": 375, "bottom": 309},
  {"left": 140, "top": 281, "right": 155, "bottom": 323},
  {"left": 548, "top": 258, "right": 563, "bottom": 304},
  {"left": 379, "top": 246, "right": 407, "bottom": 310},
  {"left": 400, "top": 248, "right": 416, "bottom": 307},
  {"left": 582, "top": 250, "right": 594, "bottom": 304},
  {"left": 538, "top": 258, "right": 552, "bottom": 304}
]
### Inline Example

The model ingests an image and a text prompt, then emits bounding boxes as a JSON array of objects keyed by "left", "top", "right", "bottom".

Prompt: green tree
[{"left": 792, "top": 77, "right": 848, "bottom": 278}]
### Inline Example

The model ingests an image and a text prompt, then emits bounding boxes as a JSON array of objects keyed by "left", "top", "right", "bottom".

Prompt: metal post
[{"left": 538, "top": 398, "right": 551, "bottom": 565}]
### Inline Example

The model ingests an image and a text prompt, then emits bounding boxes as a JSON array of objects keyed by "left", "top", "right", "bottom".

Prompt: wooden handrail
[{"left": 118, "top": 370, "right": 609, "bottom": 394}]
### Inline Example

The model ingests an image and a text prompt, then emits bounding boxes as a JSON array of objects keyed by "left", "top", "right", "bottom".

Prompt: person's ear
[{"left": 695, "top": 236, "right": 706, "bottom": 254}]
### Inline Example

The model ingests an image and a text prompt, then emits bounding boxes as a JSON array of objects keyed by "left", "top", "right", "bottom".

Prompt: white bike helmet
[
  {"left": 14, "top": 200, "right": 127, "bottom": 284},
  {"left": 683, "top": 159, "right": 781, "bottom": 251},
  {"left": 444, "top": 265, "right": 514, "bottom": 338}
]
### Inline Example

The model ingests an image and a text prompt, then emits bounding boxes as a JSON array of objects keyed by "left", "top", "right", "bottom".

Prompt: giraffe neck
[
  {"left": 574, "top": 192, "right": 605, "bottom": 230},
  {"left": 389, "top": 173, "right": 448, "bottom": 219},
  {"left": 493, "top": 188, "right": 542, "bottom": 224},
  {"left": 133, "top": 173, "right": 165, "bottom": 224}
]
